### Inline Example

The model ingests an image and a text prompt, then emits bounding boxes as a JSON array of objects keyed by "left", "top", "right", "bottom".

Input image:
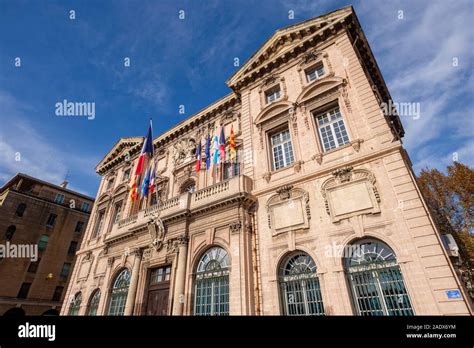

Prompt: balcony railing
[{"left": 108, "top": 175, "right": 253, "bottom": 239}]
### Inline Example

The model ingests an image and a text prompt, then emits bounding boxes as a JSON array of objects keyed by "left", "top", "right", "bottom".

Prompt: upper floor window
[
  {"left": 15, "top": 203, "right": 26, "bottom": 217},
  {"left": 75, "top": 221, "right": 84, "bottom": 234},
  {"left": 315, "top": 106, "right": 350, "bottom": 152},
  {"left": 180, "top": 180, "right": 196, "bottom": 194},
  {"left": 54, "top": 193, "right": 65, "bottom": 204},
  {"left": 5, "top": 225, "right": 16, "bottom": 241},
  {"left": 265, "top": 85, "right": 281, "bottom": 104},
  {"left": 122, "top": 169, "right": 131, "bottom": 182},
  {"left": 38, "top": 234, "right": 50, "bottom": 251},
  {"left": 305, "top": 63, "right": 325, "bottom": 82},
  {"left": 46, "top": 213, "right": 57, "bottom": 227},
  {"left": 92, "top": 209, "right": 105, "bottom": 238},
  {"left": 113, "top": 201, "right": 123, "bottom": 224},
  {"left": 27, "top": 258, "right": 41, "bottom": 273},
  {"left": 60, "top": 262, "right": 72, "bottom": 280},
  {"left": 67, "top": 241, "right": 78, "bottom": 256},
  {"left": 107, "top": 178, "right": 114, "bottom": 190},
  {"left": 224, "top": 150, "right": 240, "bottom": 180},
  {"left": 52, "top": 286, "right": 64, "bottom": 302},
  {"left": 270, "top": 128, "right": 294, "bottom": 170},
  {"left": 81, "top": 202, "right": 90, "bottom": 212}
]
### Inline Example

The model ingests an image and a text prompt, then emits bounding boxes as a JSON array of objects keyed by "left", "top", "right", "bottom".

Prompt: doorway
[{"left": 145, "top": 265, "right": 171, "bottom": 315}]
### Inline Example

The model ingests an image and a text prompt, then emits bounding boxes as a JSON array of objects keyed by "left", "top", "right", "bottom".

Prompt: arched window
[
  {"left": 194, "top": 247, "right": 230, "bottom": 316},
  {"left": 180, "top": 179, "right": 196, "bottom": 194},
  {"left": 5, "top": 226, "right": 16, "bottom": 241},
  {"left": 107, "top": 269, "right": 130, "bottom": 316},
  {"left": 279, "top": 252, "right": 325, "bottom": 315},
  {"left": 345, "top": 239, "right": 414, "bottom": 316},
  {"left": 68, "top": 292, "right": 82, "bottom": 315},
  {"left": 87, "top": 289, "right": 101, "bottom": 315},
  {"left": 16, "top": 203, "right": 27, "bottom": 217}
]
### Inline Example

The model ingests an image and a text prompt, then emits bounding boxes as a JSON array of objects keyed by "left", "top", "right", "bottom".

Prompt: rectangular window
[
  {"left": 223, "top": 150, "right": 240, "bottom": 180},
  {"left": 149, "top": 266, "right": 171, "bottom": 285},
  {"left": 60, "top": 263, "right": 71, "bottom": 280},
  {"left": 38, "top": 235, "right": 49, "bottom": 251},
  {"left": 315, "top": 106, "right": 350, "bottom": 152},
  {"left": 67, "top": 241, "right": 78, "bottom": 256},
  {"left": 306, "top": 63, "right": 325, "bottom": 82},
  {"left": 27, "top": 258, "right": 41, "bottom": 273},
  {"left": 122, "top": 169, "right": 131, "bottom": 182},
  {"left": 93, "top": 210, "right": 105, "bottom": 238},
  {"left": 81, "top": 202, "right": 90, "bottom": 212},
  {"left": 17, "top": 282, "right": 31, "bottom": 299},
  {"left": 107, "top": 178, "right": 114, "bottom": 190},
  {"left": 54, "top": 193, "right": 65, "bottom": 204},
  {"left": 46, "top": 213, "right": 57, "bottom": 227},
  {"left": 75, "top": 221, "right": 84, "bottom": 234},
  {"left": 52, "top": 286, "right": 64, "bottom": 301},
  {"left": 270, "top": 129, "right": 294, "bottom": 170},
  {"left": 265, "top": 86, "right": 281, "bottom": 104},
  {"left": 113, "top": 202, "right": 123, "bottom": 224}
]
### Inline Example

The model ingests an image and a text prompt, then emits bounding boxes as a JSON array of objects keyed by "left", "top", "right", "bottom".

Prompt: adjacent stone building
[
  {"left": 61, "top": 6, "right": 471, "bottom": 316},
  {"left": 0, "top": 173, "right": 94, "bottom": 315}
]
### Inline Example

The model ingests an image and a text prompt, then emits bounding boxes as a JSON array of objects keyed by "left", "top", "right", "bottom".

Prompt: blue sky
[{"left": 0, "top": 0, "right": 472, "bottom": 196}]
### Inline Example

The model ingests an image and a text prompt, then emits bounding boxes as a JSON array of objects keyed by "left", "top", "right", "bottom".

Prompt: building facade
[
  {"left": 0, "top": 173, "right": 94, "bottom": 315},
  {"left": 61, "top": 6, "right": 471, "bottom": 316}
]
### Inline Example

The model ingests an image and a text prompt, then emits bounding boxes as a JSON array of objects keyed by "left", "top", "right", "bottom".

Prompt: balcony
[{"left": 106, "top": 175, "right": 253, "bottom": 241}]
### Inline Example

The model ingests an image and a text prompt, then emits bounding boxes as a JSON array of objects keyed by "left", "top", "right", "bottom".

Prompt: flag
[
  {"left": 195, "top": 141, "right": 202, "bottom": 173},
  {"left": 213, "top": 131, "right": 219, "bottom": 165},
  {"left": 141, "top": 167, "right": 150, "bottom": 198},
  {"left": 129, "top": 175, "right": 139, "bottom": 201},
  {"left": 219, "top": 127, "right": 226, "bottom": 162},
  {"left": 149, "top": 162, "right": 156, "bottom": 194},
  {"left": 229, "top": 124, "right": 236, "bottom": 159},
  {"left": 205, "top": 134, "right": 211, "bottom": 169},
  {"left": 134, "top": 121, "right": 154, "bottom": 176}
]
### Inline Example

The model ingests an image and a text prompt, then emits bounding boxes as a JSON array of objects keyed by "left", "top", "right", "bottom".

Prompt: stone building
[
  {"left": 0, "top": 173, "right": 94, "bottom": 315},
  {"left": 61, "top": 6, "right": 471, "bottom": 316}
]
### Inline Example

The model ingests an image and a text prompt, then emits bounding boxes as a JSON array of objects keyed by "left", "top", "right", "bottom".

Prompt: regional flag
[
  {"left": 213, "top": 132, "right": 219, "bottom": 165},
  {"left": 229, "top": 124, "right": 236, "bottom": 159}
]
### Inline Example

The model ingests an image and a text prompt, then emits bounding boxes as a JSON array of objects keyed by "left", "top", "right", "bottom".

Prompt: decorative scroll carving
[
  {"left": 166, "top": 235, "right": 189, "bottom": 255},
  {"left": 321, "top": 167, "right": 381, "bottom": 222},
  {"left": 312, "top": 153, "right": 323, "bottom": 165},
  {"left": 173, "top": 138, "right": 196, "bottom": 165},
  {"left": 147, "top": 217, "right": 165, "bottom": 251},
  {"left": 229, "top": 221, "right": 242, "bottom": 234},
  {"left": 293, "top": 160, "right": 304, "bottom": 173},
  {"left": 351, "top": 139, "right": 364, "bottom": 152},
  {"left": 263, "top": 172, "right": 272, "bottom": 183},
  {"left": 266, "top": 186, "right": 311, "bottom": 236}
]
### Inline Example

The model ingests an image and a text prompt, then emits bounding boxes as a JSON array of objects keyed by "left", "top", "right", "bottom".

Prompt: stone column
[
  {"left": 124, "top": 248, "right": 142, "bottom": 315},
  {"left": 172, "top": 236, "right": 189, "bottom": 315}
]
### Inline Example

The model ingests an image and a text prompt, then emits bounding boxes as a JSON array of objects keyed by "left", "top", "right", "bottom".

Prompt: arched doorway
[
  {"left": 345, "top": 238, "right": 414, "bottom": 316},
  {"left": 3, "top": 307, "right": 25, "bottom": 317}
]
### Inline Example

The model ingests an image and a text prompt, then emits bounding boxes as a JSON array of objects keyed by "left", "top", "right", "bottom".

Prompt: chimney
[{"left": 60, "top": 180, "right": 68, "bottom": 188}]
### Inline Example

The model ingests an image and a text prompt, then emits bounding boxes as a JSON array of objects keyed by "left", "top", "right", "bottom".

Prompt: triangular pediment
[
  {"left": 226, "top": 6, "right": 353, "bottom": 89},
  {"left": 96, "top": 137, "right": 144, "bottom": 173}
]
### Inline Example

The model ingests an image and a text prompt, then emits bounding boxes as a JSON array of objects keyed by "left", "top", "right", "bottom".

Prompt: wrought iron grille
[{"left": 279, "top": 252, "right": 325, "bottom": 315}]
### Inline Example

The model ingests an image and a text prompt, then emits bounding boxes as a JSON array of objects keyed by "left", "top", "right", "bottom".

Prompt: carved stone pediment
[
  {"left": 266, "top": 186, "right": 311, "bottom": 237},
  {"left": 321, "top": 167, "right": 381, "bottom": 222}
]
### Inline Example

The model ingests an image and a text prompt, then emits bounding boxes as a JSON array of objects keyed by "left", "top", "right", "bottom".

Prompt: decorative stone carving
[
  {"left": 166, "top": 235, "right": 189, "bottom": 255},
  {"left": 263, "top": 172, "right": 272, "bottom": 183},
  {"left": 267, "top": 186, "right": 311, "bottom": 236},
  {"left": 229, "top": 221, "right": 242, "bottom": 234},
  {"left": 147, "top": 217, "right": 166, "bottom": 251},
  {"left": 351, "top": 139, "right": 364, "bottom": 152},
  {"left": 312, "top": 153, "right": 323, "bottom": 165},
  {"left": 107, "top": 257, "right": 115, "bottom": 267},
  {"left": 142, "top": 247, "right": 153, "bottom": 261},
  {"left": 173, "top": 138, "right": 196, "bottom": 165},
  {"left": 341, "top": 83, "right": 352, "bottom": 112},
  {"left": 257, "top": 124, "right": 264, "bottom": 149},
  {"left": 293, "top": 160, "right": 304, "bottom": 173},
  {"left": 321, "top": 167, "right": 381, "bottom": 222}
]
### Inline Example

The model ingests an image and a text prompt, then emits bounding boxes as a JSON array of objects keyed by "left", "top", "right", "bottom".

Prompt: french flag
[
  {"left": 135, "top": 120, "right": 154, "bottom": 176},
  {"left": 195, "top": 141, "right": 202, "bottom": 173}
]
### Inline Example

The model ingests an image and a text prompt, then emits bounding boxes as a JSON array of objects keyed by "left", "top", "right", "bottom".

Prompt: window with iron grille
[
  {"left": 68, "top": 292, "right": 82, "bottom": 315},
  {"left": 270, "top": 128, "right": 294, "bottom": 170},
  {"left": 194, "top": 247, "right": 230, "bottom": 316},
  {"left": 87, "top": 289, "right": 101, "bottom": 315},
  {"left": 345, "top": 239, "right": 414, "bottom": 316},
  {"left": 107, "top": 269, "right": 131, "bottom": 316},
  {"left": 315, "top": 106, "right": 350, "bottom": 152},
  {"left": 279, "top": 252, "right": 325, "bottom": 316}
]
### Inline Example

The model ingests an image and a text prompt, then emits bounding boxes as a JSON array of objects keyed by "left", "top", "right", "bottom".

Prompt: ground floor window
[
  {"left": 107, "top": 269, "right": 130, "bottom": 316},
  {"left": 87, "top": 289, "right": 101, "bottom": 315},
  {"left": 346, "top": 239, "right": 414, "bottom": 316},
  {"left": 194, "top": 247, "right": 230, "bottom": 316},
  {"left": 279, "top": 252, "right": 325, "bottom": 315},
  {"left": 68, "top": 292, "right": 82, "bottom": 315}
]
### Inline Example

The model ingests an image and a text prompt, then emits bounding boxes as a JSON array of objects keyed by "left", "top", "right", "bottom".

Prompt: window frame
[
  {"left": 15, "top": 203, "right": 27, "bottom": 217},
  {"left": 265, "top": 85, "right": 282, "bottom": 104},
  {"left": 81, "top": 202, "right": 90, "bottom": 212},
  {"left": 46, "top": 213, "right": 57, "bottom": 227},
  {"left": 54, "top": 193, "right": 65, "bottom": 204},
  {"left": 305, "top": 62, "right": 325, "bottom": 83},
  {"left": 269, "top": 127, "right": 295, "bottom": 171},
  {"left": 38, "top": 234, "right": 50, "bottom": 252},
  {"left": 314, "top": 105, "right": 350, "bottom": 152}
]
